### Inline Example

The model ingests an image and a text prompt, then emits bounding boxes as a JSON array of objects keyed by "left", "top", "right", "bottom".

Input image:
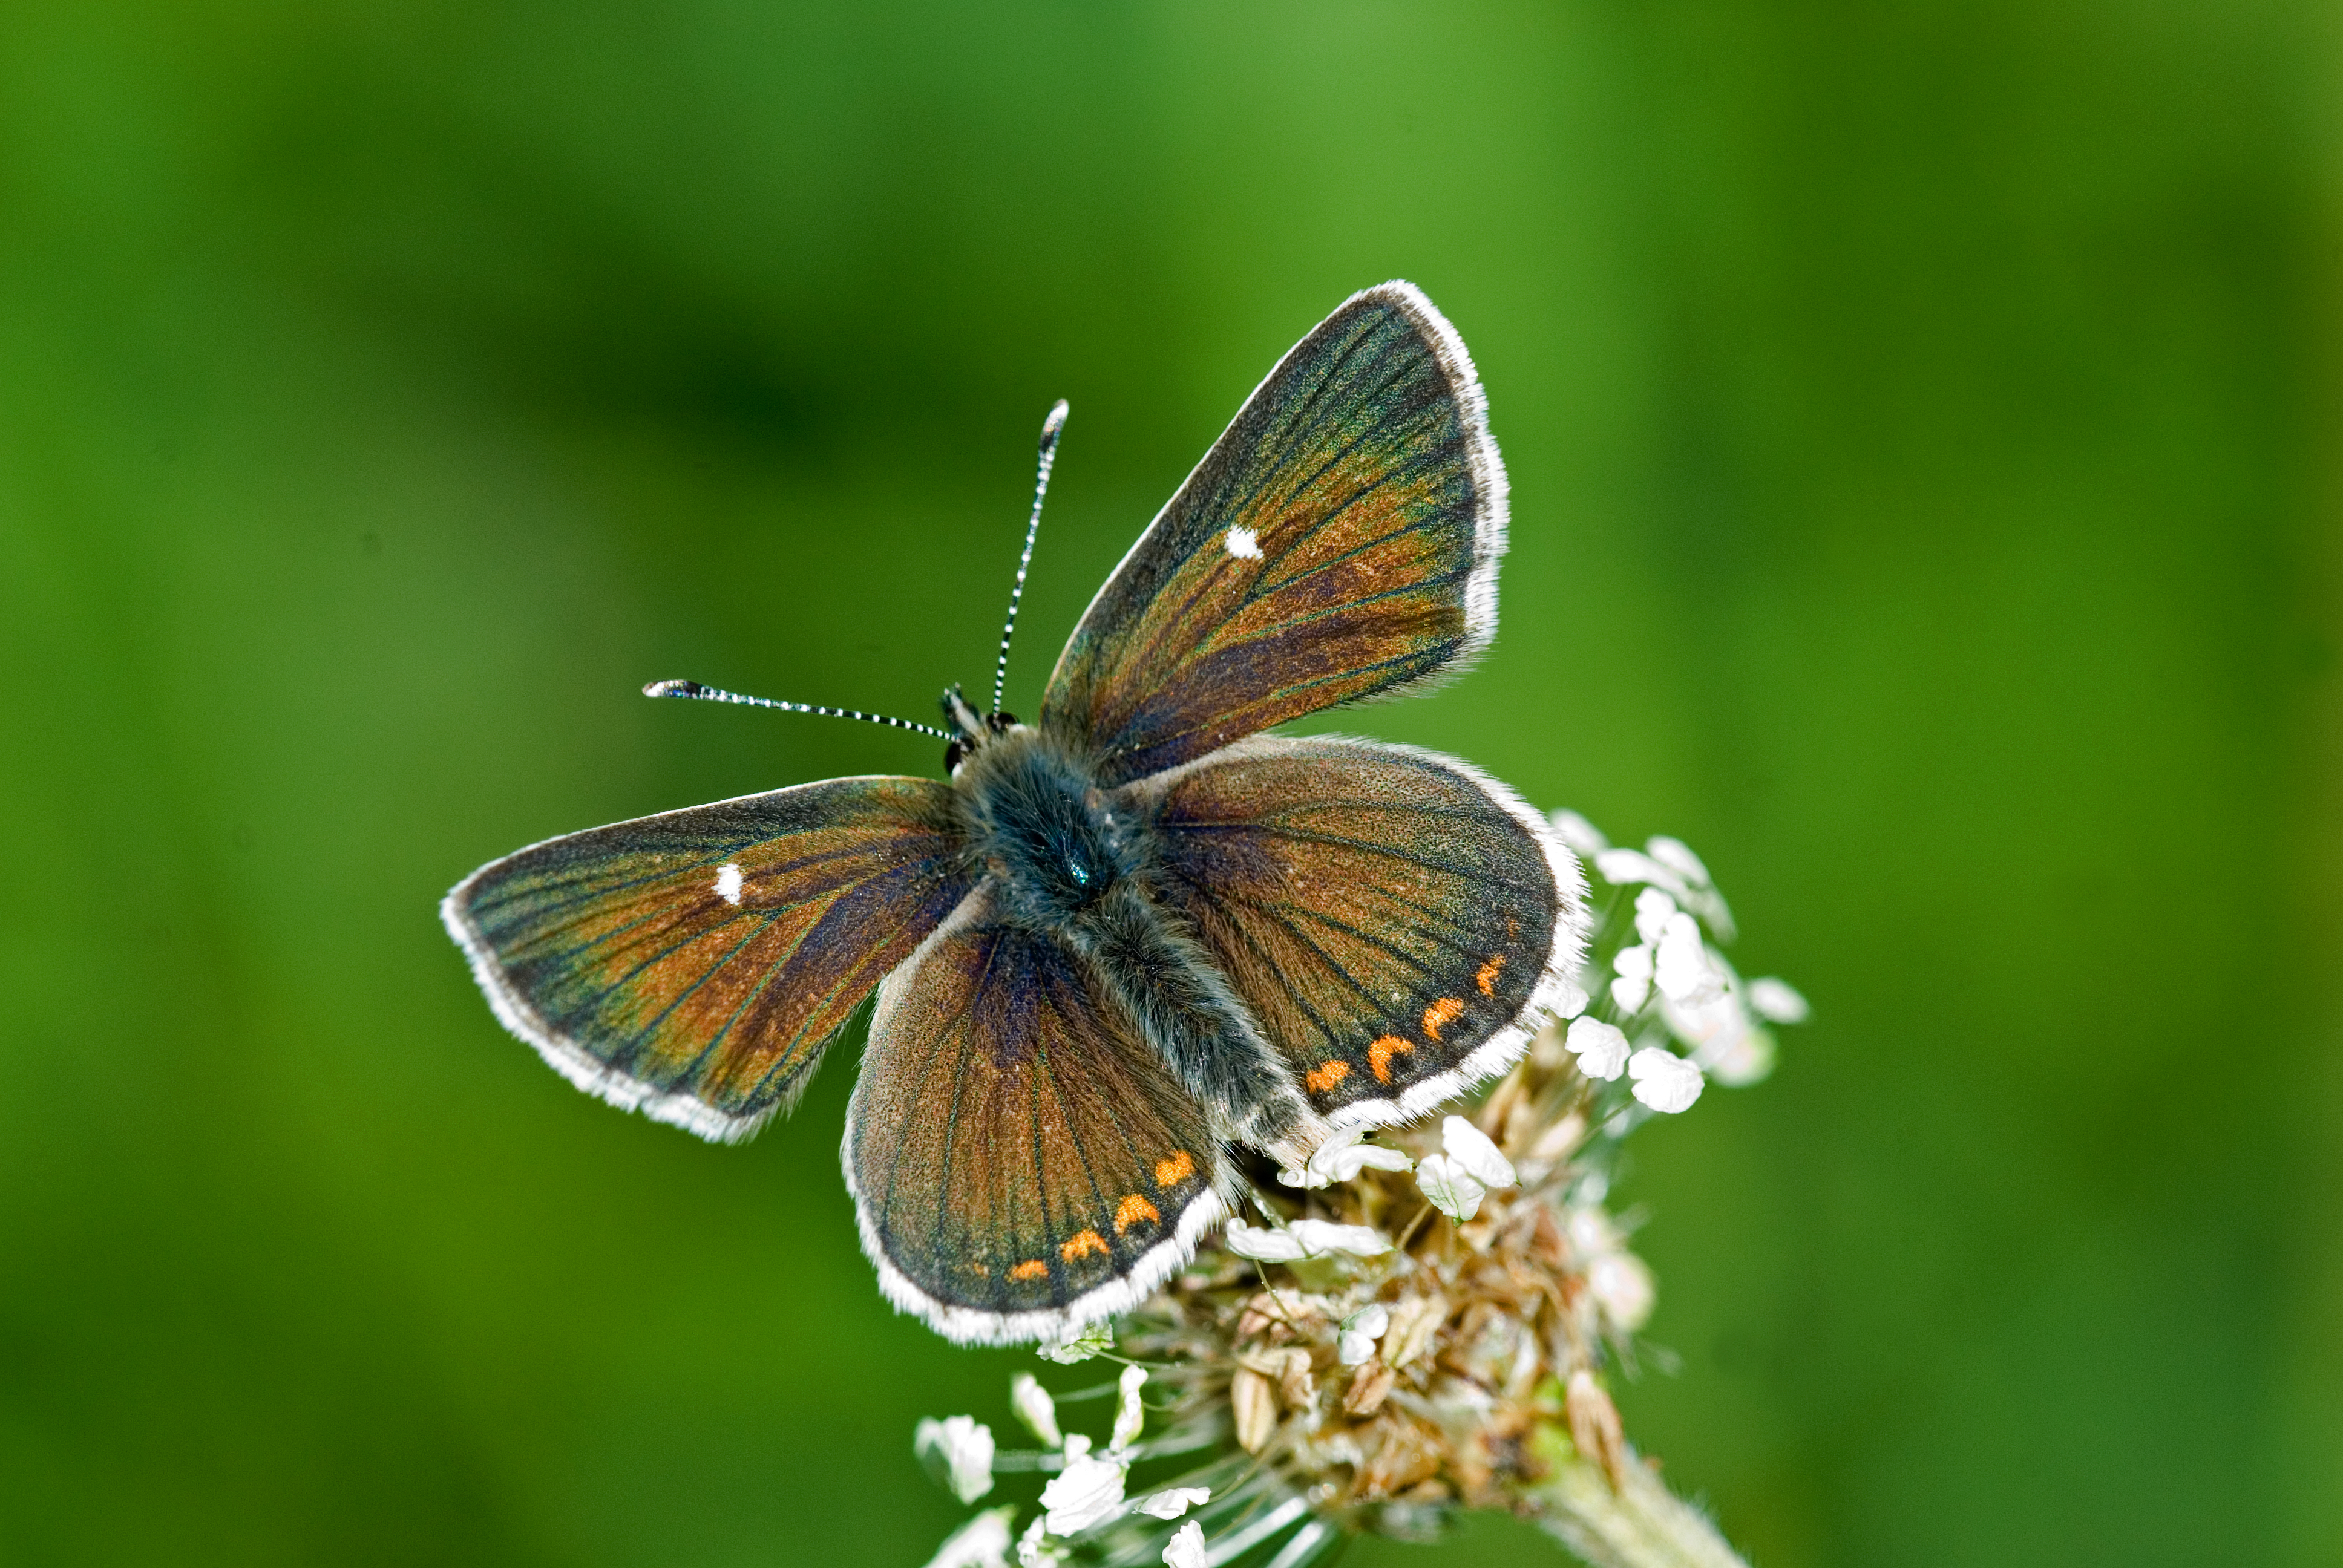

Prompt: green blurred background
[{"left": 3, "top": 2, "right": 2337, "bottom": 1564}]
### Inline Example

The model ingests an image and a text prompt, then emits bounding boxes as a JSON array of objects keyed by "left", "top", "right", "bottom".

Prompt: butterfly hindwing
[
  {"left": 1127, "top": 735, "right": 1588, "bottom": 1128},
  {"left": 1039, "top": 281, "right": 1507, "bottom": 787},
  {"left": 845, "top": 892, "right": 1230, "bottom": 1344},
  {"left": 442, "top": 776, "right": 975, "bottom": 1142}
]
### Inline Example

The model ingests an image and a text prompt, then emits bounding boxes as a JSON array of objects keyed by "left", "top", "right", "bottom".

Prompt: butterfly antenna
[
  {"left": 643, "top": 679, "right": 954, "bottom": 741},
  {"left": 990, "top": 399, "right": 1070, "bottom": 715}
]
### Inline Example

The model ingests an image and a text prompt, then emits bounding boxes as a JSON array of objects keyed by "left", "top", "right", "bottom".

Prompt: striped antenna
[
  {"left": 643, "top": 679, "right": 954, "bottom": 741},
  {"left": 991, "top": 399, "right": 1070, "bottom": 715}
]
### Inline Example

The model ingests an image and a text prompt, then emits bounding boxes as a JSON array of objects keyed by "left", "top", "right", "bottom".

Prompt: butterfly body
[
  {"left": 946, "top": 717, "right": 1323, "bottom": 1164},
  {"left": 444, "top": 282, "right": 1590, "bottom": 1343}
]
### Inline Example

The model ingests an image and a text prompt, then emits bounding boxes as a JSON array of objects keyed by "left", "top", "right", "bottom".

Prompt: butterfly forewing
[
  {"left": 847, "top": 896, "right": 1230, "bottom": 1344},
  {"left": 1127, "top": 736, "right": 1588, "bottom": 1128},
  {"left": 1040, "top": 282, "right": 1506, "bottom": 786},
  {"left": 443, "top": 777, "right": 975, "bottom": 1141}
]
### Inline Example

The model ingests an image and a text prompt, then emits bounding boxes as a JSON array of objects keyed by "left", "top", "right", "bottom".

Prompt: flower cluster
[{"left": 914, "top": 812, "right": 1803, "bottom": 1568}]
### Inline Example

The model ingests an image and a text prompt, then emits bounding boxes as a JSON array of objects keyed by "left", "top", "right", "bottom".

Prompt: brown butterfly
[{"left": 442, "top": 283, "right": 1590, "bottom": 1343}]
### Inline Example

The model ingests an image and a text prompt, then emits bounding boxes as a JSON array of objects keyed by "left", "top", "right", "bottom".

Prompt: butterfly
[{"left": 442, "top": 282, "right": 1590, "bottom": 1344}]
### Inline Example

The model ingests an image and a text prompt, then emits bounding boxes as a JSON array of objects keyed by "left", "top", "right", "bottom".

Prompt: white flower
[
  {"left": 1133, "top": 1486, "right": 1211, "bottom": 1520},
  {"left": 1553, "top": 977, "right": 1590, "bottom": 1019},
  {"left": 1223, "top": 1217, "right": 1391, "bottom": 1262},
  {"left": 1110, "top": 1364, "right": 1147, "bottom": 1453},
  {"left": 1593, "top": 847, "right": 1688, "bottom": 901},
  {"left": 1653, "top": 912, "right": 1722, "bottom": 1004},
  {"left": 1628, "top": 1047, "right": 1704, "bottom": 1113},
  {"left": 1275, "top": 1127, "right": 1414, "bottom": 1189},
  {"left": 1414, "top": 1153, "right": 1487, "bottom": 1221},
  {"left": 914, "top": 1415, "right": 995, "bottom": 1504},
  {"left": 1017, "top": 1514, "right": 1066, "bottom": 1568},
  {"left": 1633, "top": 887, "right": 1678, "bottom": 943},
  {"left": 1037, "top": 1322, "right": 1113, "bottom": 1364},
  {"left": 1337, "top": 1302, "right": 1390, "bottom": 1365},
  {"left": 1009, "top": 1372, "right": 1062, "bottom": 1448},
  {"left": 1644, "top": 835, "right": 1712, "bottom": 888},
  {"left": 1440, "top": 1115, "right": 1517, "bottom": 1189},
  {"left": 925, "top": 1506, "right": 1016, "bottom": 1568},
  {"left": 1660, "top": 986, "right": 1776, "bottom": 1086},
  {"left": 1747, "top": 976, "right": 1810, "bottom": 1024},
  {"left": 1548, "top": 809, "right": 1610, "bottom": 855},
  {"left": 1588, "top": 1250, "right": 1656, "bottom": 1332},
  {"left": 1040, "top": 1444, "right": 1129, "bottom": 1535},
  {"left": 1564, "top": 1016, "right": 1630, "bottom": 1080},
  {"left": 1610, "top": 942, "right": 1653, "bottom": 1013},
  {"left": 1163, "top": 1520, "right": 1208, "bottom": 1568}
]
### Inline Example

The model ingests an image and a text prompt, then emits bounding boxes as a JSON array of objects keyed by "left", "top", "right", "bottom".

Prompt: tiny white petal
[
  {"left": 1286, "top": 1218, "right": 1394, "bottom": 1258},
  {"left": 1415, "top": 1152, "right": 1487, "bottom": 1221},
  {"left": 1628, "top": 1048, "right": 1705, "bottom": 1113},
  {"left": 1567, "top": 1207, "right": 1624, "bottom": 1258},
  {"left": 1706, "top": 1025, "right": 1777, "bottom": 1086},
  {"left": 1564, "top": 1017, "right": 1630, "bottom": 1081},
  {"left": 1633, "top": 887, "right": 1678, "bottom": 944},
  {"left": 1040, "top": 1451, "right": 1129, "bottom": 1535},
  {"left": 712, "top": 862, "right": 743, "bottom": 905},
  {"left": 1110, "top": 1364, "right": 1147, "bottom": 1453},
  {"left": 1224, "top": 526, "right": 1262, "bottom": 559},
  {"left": 1010, "top": 1373, "right": 1063, "bottom": 1448},
  {"left": 1163, "top": 1520, "right": 1208, "bottom": 1568},
  {"left": 1277, "top": 1127, "right": 1407, "bottom": 1187},
  {"left": 1588, "top": 1250, "right": 1656, "bottom": 1332},
  {"left": 1553, "top": 978, "right": 1590, "bottom": 1019},
  {"left": 1037, "top": 1322, "right": 1113, "bottom": 1364},
  {"left": 1548, "top": 809, "right": 1610, "bottom": 855},
  {"left": 1440, "top": 1115, "right": 1516, "bottom": 1189},
  {"left": 1593, "top": 848, "right": 1688, "bottom": 899},
  {"left": 1613, "top": 943, "right": 1653, "bottom": 981},
  {"left": 1643, "top": 835, "right": 1712, "bottom": 887},
  {"left": 1747, "top": 977, "right": 1810, "bottom": 1024},
  {"left": 1337, "top": 1302, "right": 1391, "bottom": 1365},
  {"left": 1017, "top": 1514, "right": 1064, "bottom": 1568},
  {"left": 914, "top": 1415, "right": 997, "bottom": 1504},
  {"left": 1135, "top": 1486, "right": 1211, "bottom": 1520},
  {"left": 1653, "top": 914, "right": 1720, "bottom": 1004},
  {"left": 1610, "top": 975, "right": 1651, "bottom": 1013},
  {"left": 925, "top": 1506, "right": 1016, "bottom": 1568},
  {"left": 1222, "top": 1218, "right": 1309, "bottom": 1263}
]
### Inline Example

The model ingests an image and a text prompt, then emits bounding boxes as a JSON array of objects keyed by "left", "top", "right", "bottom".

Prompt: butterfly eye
[
  {"left": 988, "top": 711, "right": 1019, "bottom": 733},
  {"left": 944, "top": 739, "right": 968, "bottom": 773}
]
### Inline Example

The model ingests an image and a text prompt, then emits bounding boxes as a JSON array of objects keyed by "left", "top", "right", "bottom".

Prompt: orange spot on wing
[
  {"left": 1476, "top": 955, "right": 1506, "bottom": 996},
  {"left": 1113, "top": 1194, "right": 1161, "bottom": 1233},
  {"left": 1009, "top": 1259, "right": 1047, "bottom": 1281},
  {"left": 968, "top": 1263, "right": 989, "bottom": 1277},
  {"left": 1305, "top": 1059, "right": 1349, "bottom": 1093},
  {"left": 1155, "top": 1149, "right": 1196, "bottom": 1187},
  {"left": 1422, "top": 997, "right": 1466, "bottom": 1040},
  {"left": 1061, "top": 1229, "right": 1109, "bottom": 1263},
  {"left": 1369, "top": 1035, "right": 1412, "bottom": 1083}
]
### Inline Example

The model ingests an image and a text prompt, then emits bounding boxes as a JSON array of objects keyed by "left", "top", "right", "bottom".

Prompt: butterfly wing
[
  {"left": 1124, "top": 736, "right": 1588, "bottom": 1129},
  {"left": 442, "top": 777, "right": 975, "bottom": 1142},
  {"left": 1039, "top": 281, "right": 1507, "bottom": 786},
  {"left": 846, "top": 891, "right": 1230, "bottom": 1344}
]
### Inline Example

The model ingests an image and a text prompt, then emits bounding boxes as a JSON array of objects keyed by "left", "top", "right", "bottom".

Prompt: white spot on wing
[
  {"left": 1224, "top": 526, "right": 1262, "bottom": 560},
  {"left": 713, "top": 863, "right": 743, "bottom": 905}
]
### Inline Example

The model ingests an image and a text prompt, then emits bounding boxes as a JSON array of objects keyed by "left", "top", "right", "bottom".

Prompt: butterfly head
[{"left": 941, "top": 683, "right": 1020, "bottom": 776}]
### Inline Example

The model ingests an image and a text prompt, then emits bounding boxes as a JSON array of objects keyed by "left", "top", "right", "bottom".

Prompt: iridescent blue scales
[{"left": 442, "top": 282, "right": 1590, "bottom": 1343}]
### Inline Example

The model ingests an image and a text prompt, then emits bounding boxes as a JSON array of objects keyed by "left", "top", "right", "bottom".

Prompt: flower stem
[{"left": 1518, "top": 1429, "right": 1749, "bottom": 1568}]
